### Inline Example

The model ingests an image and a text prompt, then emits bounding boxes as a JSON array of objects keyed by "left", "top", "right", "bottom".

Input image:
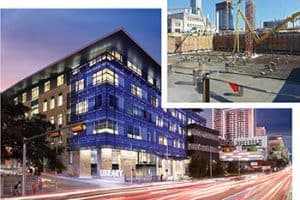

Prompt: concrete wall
[{"left": 168, "top": 35, "right": 213, "bottom": 54}]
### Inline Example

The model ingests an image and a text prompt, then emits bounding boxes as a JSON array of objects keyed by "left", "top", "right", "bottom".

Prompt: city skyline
[
  {"left": 1, "top": 9, "right": 161, "bottom": 91},
  {"left": 168, "top": 0, "right": 300, "bottom": 29}
]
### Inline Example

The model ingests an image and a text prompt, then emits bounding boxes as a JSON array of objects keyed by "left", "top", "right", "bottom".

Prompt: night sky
[{"left": 1, "top": 9, "right": 161, "bottom": 91}]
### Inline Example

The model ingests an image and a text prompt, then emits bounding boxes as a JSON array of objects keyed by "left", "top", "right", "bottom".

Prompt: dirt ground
[{"left": 168, "top": 51, "right": 300, "bottom": 82}]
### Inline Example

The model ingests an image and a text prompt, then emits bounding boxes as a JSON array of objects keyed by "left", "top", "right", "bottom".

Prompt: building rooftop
[{"left": 3, "top": 29, "right": 161, "bottom": 97}]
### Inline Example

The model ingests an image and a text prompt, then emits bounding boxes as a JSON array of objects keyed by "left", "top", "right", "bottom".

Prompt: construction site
[{"left": 167, "top": 0, "right": 300, "bottom": 102}]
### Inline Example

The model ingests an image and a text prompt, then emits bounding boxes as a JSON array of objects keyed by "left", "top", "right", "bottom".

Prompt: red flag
[{"left": 229, "top": 82, "right": 240, "bottom": 93}]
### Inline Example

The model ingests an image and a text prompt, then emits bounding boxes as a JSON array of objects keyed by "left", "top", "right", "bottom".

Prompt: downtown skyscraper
[{"left": 212, "top": 109, "right": 255, "bottom": 145}]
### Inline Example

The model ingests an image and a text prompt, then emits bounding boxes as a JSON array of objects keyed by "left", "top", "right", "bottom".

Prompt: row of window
[
  {"left": 42, "top": 94, "right": 64, "bottom": 112},
  {"left": 15, "top": 74, "right": 65, "bottom": 104},
  {"left": 90, "top": 119, "right": 184, "bottom": 149},
  {"left": 49, "top": 113, "right": 64, "bottom": 126}
]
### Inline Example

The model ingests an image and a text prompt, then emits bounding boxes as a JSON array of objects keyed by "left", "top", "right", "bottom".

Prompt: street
[{"left": 4, "top": 167, "right": 292, "bottom": 200}]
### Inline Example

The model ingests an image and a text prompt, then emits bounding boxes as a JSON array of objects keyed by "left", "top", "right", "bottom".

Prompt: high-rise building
[
  {"left": 190, "top": 0, "right": 202, "bottom": 15},
  {"left": 212, "top": 109, "right": 255, "bottom": 145},
  {"left": 263, "top": 20, "right": 288, "bottom": 29},
  {"left": 3, "top": 29, "right": 206, "bottom": 179},
  {"left": 216, "top": 1, "right": 234, "bottom": 32},
  {"left": 256, "top": 126, "right": 266, "bottom": 136}
]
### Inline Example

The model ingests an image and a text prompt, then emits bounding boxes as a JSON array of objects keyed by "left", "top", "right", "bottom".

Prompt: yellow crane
[{"left": 233, "top": 0, "right": 300, "bottom": 53}]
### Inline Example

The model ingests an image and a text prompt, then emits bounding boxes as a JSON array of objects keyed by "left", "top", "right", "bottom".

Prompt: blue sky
[
  {"left": 1, "top": 9, "right": 161, "bottom": 91},
  {"left": 168, "top": 0, "right": 300, "bottom": 29}
]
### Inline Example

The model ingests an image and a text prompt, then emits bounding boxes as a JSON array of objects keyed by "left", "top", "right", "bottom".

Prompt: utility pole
[
  {"left": 22, "top": 138, "right": 27, "bottom": 196},
  {"left": 210, "top": 146, "right": 212, "bottom": 178}
]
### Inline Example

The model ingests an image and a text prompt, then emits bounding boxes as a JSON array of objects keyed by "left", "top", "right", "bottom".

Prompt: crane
[{"left": 233, "top": 0, "right": 300, "bottom": 53}]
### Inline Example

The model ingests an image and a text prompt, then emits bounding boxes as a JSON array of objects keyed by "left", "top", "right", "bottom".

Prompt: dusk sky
[
  {"left": 1, "top": 9, "right": 161, "bottom": 91},
  {"left": 168, "top": 0, "right": 300, "bottom": 29},
  {"left": 203, "top": 108, "right": 292, "bottom": 152}
]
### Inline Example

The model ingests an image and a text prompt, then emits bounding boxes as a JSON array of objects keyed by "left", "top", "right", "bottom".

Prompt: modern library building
[{"left": 3, "top": 29, "right": 207, "bottom": 180}]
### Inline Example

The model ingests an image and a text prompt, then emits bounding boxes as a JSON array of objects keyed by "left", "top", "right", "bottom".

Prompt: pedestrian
[
  {"left": 17, "top": 181, "right": 22, "bottom": 195},
  {"left": 13, "top": 181, "right": 18, "bottom": 196},
  {"left": 38, "top": 177, "right": 43, "bottom": 191},
  {"left": 160, "top": 174, "right": 163, "bottom": 182},
  {"left": 32, "top": 178, "right": 37, "bottom": 194}
]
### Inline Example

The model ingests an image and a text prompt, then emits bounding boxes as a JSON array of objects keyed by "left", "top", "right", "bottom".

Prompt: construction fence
[{"left": 168, "top": 32, "right": 300, "bottom": 55}]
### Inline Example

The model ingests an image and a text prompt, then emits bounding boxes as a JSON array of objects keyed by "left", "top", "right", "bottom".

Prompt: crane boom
[{"left": 239, "top": 10, "right": 300, "bottom": 45}]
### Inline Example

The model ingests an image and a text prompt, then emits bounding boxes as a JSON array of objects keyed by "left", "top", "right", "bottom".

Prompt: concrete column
[
  {"left": 79, "top": 150, "right": 91, "bottom": 178},
  {"left": 96, "top": 149, "right": 102, "bottom": 178},
  {"left": 73, "top": 150, "right": 80, "bottom": 177}
]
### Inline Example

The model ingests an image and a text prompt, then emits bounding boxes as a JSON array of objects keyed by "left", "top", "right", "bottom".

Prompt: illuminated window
[
  {"left": 75, "top": 79, "right": 84, "bottom": 92},
  {"left": 171, "top": 109, "right": 177, "bottom": 117},
  {"left": 148, "top": 76, "right": 154, "bottom": 85},
  {"left": 158, "top": 136, "right": 167, "bottom": 146},
  {"left": 178, "top": 126, "right": 183, "bottom": 135},
  {"left": 156, "top": 116, "right": 163, "bottom": 127},
  {"left": 50, "top": 116, "right": 55, "bottom": 125},
  {"left": 151, "top": 96, "right": 158, "bottom": 107},
  {"left": 44, "top": 81, "right": 50, "bottom": 92},
  {"left": 169, "top": 122, "right": 176, "bottom": 132},
  {"left": 93, "top": 68, "right": 118, "bottom": 86},
  {"left": 131, "top": 84, "right": 142, "bottom": 98},
  {"left": 127, "top": 125, "right": 141, "bottom": 140},
  {"left": 31, "top": 104, "right": 39, "bottom": 115},
  {"left": 57, "top": 75, "right": 64, "bottom": 86},
  {"left": 57, "top": 113, "right": 63, "bottom": 126},
  {"left": 127, "top": 60, "right": 142, "bottom": 76},
  {"left": 57, "top": 94, "right": 63, "bottom": 107},
  {"left": 93, "top": 119, "right": 118, "bottom": 134},
  {"left": 76, "top": 100, "right": 88, "bottom": 114},
  {"left": 22, "top": 92, "right": 27, "bottom": 103},
  {"left": 43, "top": 100, "right": 47, "bottom": 112},
  {"left": 50, "top": 97, "right": 55, "bottom": 109},
  {"left": 112, "top": 51, "right": 122, "bottom": 62},
  {"left": 31, "top": 87, "right": 39, "bottom": 100},
  {"left": 89, "top": 59, "right": 97, "bottom": 67}
]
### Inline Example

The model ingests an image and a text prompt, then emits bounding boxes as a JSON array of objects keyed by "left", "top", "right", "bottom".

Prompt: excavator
[{"left": 233, "top": 0, "right": 300, "bottom": 53}]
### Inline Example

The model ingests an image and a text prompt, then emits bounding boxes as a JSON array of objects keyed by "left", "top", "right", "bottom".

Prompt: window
[
  {"left": 158, "top": 136, "right": 167, "bottom": 146},
  {"left": 50, "top": 116, "right": 55, "bottom": 125},
  {"left": 57, "top": 74, "right": 64, "bottom": 86},
  {"left": 127, "top": 125, "right": 142, "bottom": 140},
  {"left": 57, "top": 113, "right": 63, "bottom": 126},
  {"left": 43, "top": 100, "right": 47, "bottom": 112},
  {"left": 178, "top": 126, "right": 183, "bottom": 135},
  {"left": 31, "top": 104, "right": 39, "bottom": 115},
  {"left": 89, "top": 59, "right": 97, "bottom": 67},
  {"left": 50, "top": 97, "right": 55, "bottom": 110},
  {"left": 148, "top": 76, "right": 154, "bottom": 85},
  {"left": 44, "top": 81, "right": 50, "bottom": 92},
  {"left": 127, "top": 60, "right": 142, "bottom": 76},
  {"left": 109, "top": 95, "right": 118, "bottom": 109},
  {"left": 147, "top": 132, "right": 151, "bottom": 142},
  {"left": 75, "top": 79, "right": 84, "bottom": 92},
  {"left": 131, "top": 84, "right": 142, "bottom": 98},
  {"left": 31, "top": 87, "right": 39, "bottom": 100},
  {"left": 93, "top": 68, "right": 118, "bottom": 86},
  {"left": 151, "top": 96, "right": 158, "bottom": 107},
  {"left": 76, "top": 100, "right": 88, "bottom": 114},
  {"left": 57, "top": 94, "right": 63, "bottom": 107},
  {"left": 156, "top": 116, "right": 163, "bottom": 127},
  {"left": 22, "top": 92, "right": 27, "bottom": 103},
  {"left": 169, "top": 122, "right": 176, "bottom": 132},
  {"left": 94, "top": 95, "right": 102, "bottom": 109},
  {"left": 112, "top": 51, "right": 122, "bottom": 62},
  {"left": 93, "top": 119, "right": 118, "bottom": 134}
]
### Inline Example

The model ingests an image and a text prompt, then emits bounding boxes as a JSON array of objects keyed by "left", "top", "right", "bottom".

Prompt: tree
[
  {"left": 1, "top": 97, "right": 65, "bottom": 175},
  {"left": 188, "top": 152, "right": 209, "bottom": 178},
  {"left": 227, "top": 161, "right": 238, "bottom": 174}
]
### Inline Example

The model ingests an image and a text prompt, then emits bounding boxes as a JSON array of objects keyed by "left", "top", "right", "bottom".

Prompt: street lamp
[{"left": 51, "top": 138, "right": 63, "bottom": 190}]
